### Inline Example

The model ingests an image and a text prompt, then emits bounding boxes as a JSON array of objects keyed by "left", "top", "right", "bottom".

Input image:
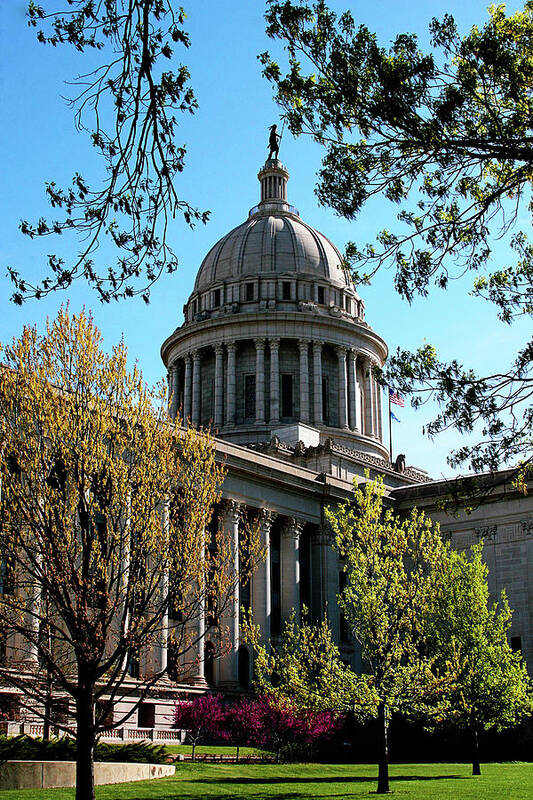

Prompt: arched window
[{"left": 238, "top": 645, "right": 250, "bottom": 689}]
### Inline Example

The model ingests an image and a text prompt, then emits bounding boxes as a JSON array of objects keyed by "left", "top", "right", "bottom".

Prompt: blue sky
[{"left": 0, "top": 1, "right": 528, "bottom": 479}]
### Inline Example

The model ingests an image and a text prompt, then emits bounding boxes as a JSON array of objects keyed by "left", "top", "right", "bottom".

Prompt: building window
[
  {"left": 0, "top": 557, "right": 14, "bottom": 596},
  {"left": 204, "top": 642, "right": 215, "bottom": 685},
  {"left": 192, "top": 299, "right": 198, "bottom": 316},
  {"left": 281, "top": 374, "right": 293, "bottom": 418},
  {"left": 138, "top": 702, "right": 155, "bottom": 729},
  {"left": 317, "top": 285, "right": 325, "bottom": 304},
  {"left": 322, "top": 376, "right": 330, "bottom": 425},
  {"left": 282, "top": 281, "right": 291, "bottom": 300},
  {"left": 244, "top": 374, "right": 256, "bottom": 420},
  {"left": 213, "top": 288, "right": 221, "bottom": 307},
  {"left": 126, "top": 651, "right": 140, "bottom": 679},
  {"left": 238, "top": 646, "right": 250, "bottom": 689},
  {"left": 245, "top": 282, "right": 254, "bottom": 301},
  {"left": 511, "top": 636, "right": 522, "bottom": 653},
  {"left": 345, "top": 296, "right": 352, "bottom": 314}
]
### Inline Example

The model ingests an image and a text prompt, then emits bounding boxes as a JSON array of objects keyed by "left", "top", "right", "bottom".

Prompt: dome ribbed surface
[{"left": 193, "top": 211, "right": 353, "bottom": 292}]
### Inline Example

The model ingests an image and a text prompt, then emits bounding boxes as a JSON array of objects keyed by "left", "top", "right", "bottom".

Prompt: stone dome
[{"left": 193, "top": 159, "right": 356, "bottom": 294}]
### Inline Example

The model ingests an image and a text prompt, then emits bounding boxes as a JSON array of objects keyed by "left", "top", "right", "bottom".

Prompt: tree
[
  {"left": 262, "top": 1, "right": 533, "bottom": 476},
  {"left": 243, "top": 607, "right": 373, "bottom": 715},
  {"left": 174, "top": 694, "right": 225, "bottom": 761},
  {"left": 9, "top": 1, "right": 209, "bottom": 305},
  {"left": 0, "top": 308, "right": 262, "bottom": 800},
  {"left": 223, "top": 697, "right": 264, "bottom": 762},
  {"left": 425, "top": 542, "right": 533, "bottom": 775},
  {"left": 325, "top": 475, "right": 446, "bottom": 794}
]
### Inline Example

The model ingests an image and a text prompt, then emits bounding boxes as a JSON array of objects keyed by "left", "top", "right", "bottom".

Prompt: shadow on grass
[{"left": 189, "top": 774, "right": 467, "bottom": 785}]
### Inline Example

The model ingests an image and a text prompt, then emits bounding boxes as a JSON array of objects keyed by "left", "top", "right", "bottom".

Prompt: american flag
[{"left": 389, "top": 388, "right": 405, "bottom": 407}]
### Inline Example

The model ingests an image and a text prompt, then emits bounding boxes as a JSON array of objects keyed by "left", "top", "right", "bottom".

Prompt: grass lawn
[
  {"left": 164, "top": 744, "right": 268, "bottom": 756},
  {"left": 0, "top": 762, "right": 532, "bottom": 800}
]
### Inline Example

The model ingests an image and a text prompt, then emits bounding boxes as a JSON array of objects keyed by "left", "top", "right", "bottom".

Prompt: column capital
[
  {"left": 269, "top": 337, "right": 280, "bottom": 351},
  {"left": 192, "top": 349, "right": 201, "bottom": 363},
  {"left": 282, "top": 516, "right": 305, "bottom": 539},
  {"left": 335, "top": 344, "right": 348, "bottom": 358},
  {"left": 298, "top": 339, "right": 310, "bottom": 351},
  {"left": 312, "top": 340, "right": 322, "bottom": 352},
  {"left": 257, "top": 508, "right": 276, "bottom": 528},
  {"left": 347, "top": 348, "right": 357, "bottom": 362},
  {"left": 214, "top": 343, "right": 224, "bottom": 355},
  {"left": 220, "top": 498, "right": 244, "bottom": 523},
  {"left": 254, "top": 337, "right": 266, "bottom": 349},
  {"left": 184, "top": 352, "right": 192, "bottom": 363},
  {"left": 226, "top": 341, "right": 236, "bottom": 354}
]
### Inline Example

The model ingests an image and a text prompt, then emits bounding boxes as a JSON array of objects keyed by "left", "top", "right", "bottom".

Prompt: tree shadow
[{"left": 190, "top": 773, "right": 467, "bottom": 785}]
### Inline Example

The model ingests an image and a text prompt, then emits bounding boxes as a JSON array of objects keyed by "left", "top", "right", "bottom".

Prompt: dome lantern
[{"left": 258, "top": 158, "right": 289, "bottom": 206}]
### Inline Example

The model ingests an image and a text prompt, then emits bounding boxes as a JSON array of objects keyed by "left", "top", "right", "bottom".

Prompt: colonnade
[{"left": 169, "top": 338, "right": 383, "bottom": 439}]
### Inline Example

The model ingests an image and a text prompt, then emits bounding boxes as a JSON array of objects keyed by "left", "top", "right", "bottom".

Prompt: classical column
[
  {"left": 347, "top": 349, "right": 358, "bottom": 431},
  {"left": 312, "top": 342, "right": 323, "bottom": 425},
  {"left": 214, "top": 344, "right": 224, "bottom": 429},
  {"left": 281, "top": 517, "right": 304, "bottom": 622},
  {"left": 336, "top": 346, "right": 349, "bottom": 429},
  {"left": 252, "top": 509, "right": 275, "bottom": 648},
  {"left": 159, "top": 503, "right": 170, "bottom": 675},
  {"left": 376, "top": 380, "right": 383, "bottom": 441},
  {"left": 190, "top": 532, "right": 207, "bottom": 687},
  {"left": 183, "top": 355, "right": 192, "bottom": 422},
  {"left": 191, "top": 351, "right": 201, "bottom": 427},
  {"left": 298, "top": 340, "right": 310, "bottom": 424},
  {"left": 226, "top": 342, "right": 236, "bottom": 426},
  {"left": 170, "top": 363, "right": 179, "bottom": 421},
  {"left": 269, "top": 338, "right": 280, "bottom": 425},
  {"left": 218, "top": 499, "right": 242, "bottom": 688},
  {"left": 255, "top": 338, "right": 266, "bottom": 425},
  {"left": 365, "top": 358, "right": 376, "bottom": 437}
]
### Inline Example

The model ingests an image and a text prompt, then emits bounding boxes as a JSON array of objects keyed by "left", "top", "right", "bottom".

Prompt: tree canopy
[
  {"left": 425, "top": 542, "right": 532, "bottom": 775},
  {"left": 326, "top": 474, "right": 446, "bottom": 793},
  {"left": 262, "top": 0, "right": 533, "bottom": 476},
  {"left": 0, "top": 308, "right": 262, "bottom": 800},
  {"left": 9, "top": 1, "right": 208, "bottom": 305}
]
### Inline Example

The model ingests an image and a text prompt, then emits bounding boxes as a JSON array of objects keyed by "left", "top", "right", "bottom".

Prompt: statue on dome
[{"left": 268, "top": 124, "right": 280, "bottom": 160}]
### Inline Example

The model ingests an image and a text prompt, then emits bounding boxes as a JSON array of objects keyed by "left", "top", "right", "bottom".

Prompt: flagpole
[{"left": 388, "top": 389, "right": 393, "bottom": 463}]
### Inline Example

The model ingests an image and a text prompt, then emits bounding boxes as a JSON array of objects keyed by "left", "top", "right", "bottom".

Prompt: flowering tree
[
  {"left": 252, "top": 696, "right": 338, "bottom": 762},
  {"left": 0, "top": 308, "right": 262, "bottom": 800},
  {"left": 174, "top": 694, "right": 225, "bottom": 761}
]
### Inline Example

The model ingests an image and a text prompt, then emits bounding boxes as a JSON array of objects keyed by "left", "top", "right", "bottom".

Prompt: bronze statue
[{"left": 268, "top": 124, "right": 280, "bottom": 160}]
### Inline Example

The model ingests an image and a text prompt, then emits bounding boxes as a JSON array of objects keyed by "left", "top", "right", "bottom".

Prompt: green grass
[
  {"left": 0, "top": 762, "right": 532, "bottom": 799},
  {"left": 164, "top": 744, "right": 268, "bottom": 756}
]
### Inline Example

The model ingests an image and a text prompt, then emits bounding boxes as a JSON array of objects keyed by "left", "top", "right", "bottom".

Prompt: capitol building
[{"left": 2, "top": 156, "right": 532, "bottom": 738}]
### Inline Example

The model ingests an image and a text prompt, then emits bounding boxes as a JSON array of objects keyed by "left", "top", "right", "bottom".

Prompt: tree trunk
[
  {"left": 191, "top": 742, "right": 196, "bottom": 762},
  {"left": 377, "top": 702, "right": 390, "bottom": 793},
  {"left": 75, "top": 681, "right": 96, "bottom": 800},
  {"left": 236, "top": 744, "right": 240, "bottom": 763},
  {"left": 472, "top": 729, "right": 481, "bottom": 776}
]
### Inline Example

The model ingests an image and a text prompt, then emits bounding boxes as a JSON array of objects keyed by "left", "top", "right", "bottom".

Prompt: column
[
  {"left": 183, "top": 355, "right": 192, "bottom": 422},
  {"left": 170, "top": 363, "right": 179, "bottom": 421},
  {"left": 298, "top": 340, "right": 310, "bottom": 424},
  {"left": 269, "top": 338, "right": 280, "bottom": 425},
  {"left": 159, "top": 503, "right": 170, "bottom": 675},
  {"left": 252, "top": 509, "right": 275, "bottom": 647},
  {"left": 347, "top": 349, "right": 358, "bottom": 431},
  {"left": 312, "top": 342, "right": 322, "bottom": 425},
  {"left": 255, "top": 338, "right": 266, "bottom": 425},
  {"left": 336, "top": 346, "right": 349, "bottom": 429},
  {"left": 376, "top": 380, "right": 383, "bottom": 441},
  {"left": 226, "top": 343, "right": 236, "bottom": 426},
  {"left": 190, "top": 533, "right": 207, "bottom": 686},
  {"left": 191, "top": 351, "right": 201, "bottom": 427},
  {"left": 365, "top": 358, "right": 376, "bottom": 437},
  {"left": 281, "top": 517, "right": 304, "bottom": 622},
  {"left": 214, "top": 344, "right": 224, "bottom": 429},
  {"left": 218, "top": 499, "right": 242, "bottom": 688}
]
